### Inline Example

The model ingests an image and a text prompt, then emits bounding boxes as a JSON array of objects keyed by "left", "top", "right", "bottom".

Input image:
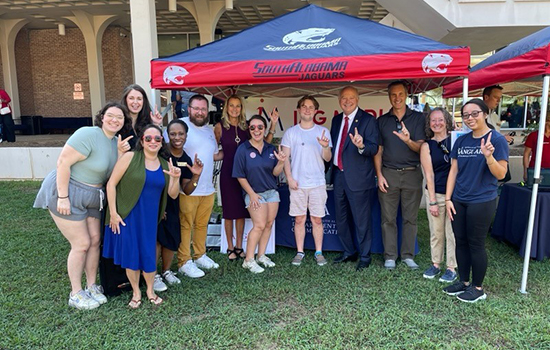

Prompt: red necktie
[{"left": 337, "top": 116, "right": 349, "bottom": 170}]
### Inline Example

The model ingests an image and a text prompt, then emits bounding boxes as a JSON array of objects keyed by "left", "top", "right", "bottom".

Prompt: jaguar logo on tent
[
  {"left": 163, "top": 65, "right": 189, "bottom": 85},
  {"left": 422, "top": 54, "right": 453, "bottom": 74},
  {"left": 264, "top": 28, "right": 341, "bottom": 52}
]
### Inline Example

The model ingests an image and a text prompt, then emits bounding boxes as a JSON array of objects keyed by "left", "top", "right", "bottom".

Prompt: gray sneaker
[
  {"left": 314, "top": 254, "right": 327, "bottom": 266},
  {"left": 291, "top": 253, "right": 305, "bottom": 266},
  {"left": 68, "top": 290, "right": 100, "bottom": 310},
  {"left": 384, "top": 259, "right": 396, "bottom": 269},
  {"left": 402, "top": 258, "right": 419, "bottom": 269},
  {"left": 439, "top": 269, "right": 457, "bottom": 283},
  {"left": 86, "top": 284, "right": 107, "bottom": 304}
]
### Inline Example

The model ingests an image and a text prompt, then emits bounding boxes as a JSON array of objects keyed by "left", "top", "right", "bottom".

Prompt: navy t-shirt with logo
[
  {"left": 232, "top": 140, "right": 278, "bottom": 194},
  {"left": 450, "top": 130, "right": 509, "bottom": 203}
]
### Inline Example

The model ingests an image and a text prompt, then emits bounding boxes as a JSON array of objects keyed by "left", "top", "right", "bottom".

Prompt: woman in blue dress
[{"left": 103, "top": 124, "right": 181, "bottom": 308}]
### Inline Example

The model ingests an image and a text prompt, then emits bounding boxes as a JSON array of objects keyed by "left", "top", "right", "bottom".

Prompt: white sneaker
[
  {"left": 68, "top": 290, "right": 100, "bottom": 310},
  {"left": 195, "top": 254, "right": 219, "bottom": 269},
  {"left": 153, "top": 274, "right": 168, "bottom": 292},
  {"left": 242, "top": 259, "right": 264, "bottom": 273},
  {"left": 257, "top": 255, "right": 276, "bottom": 268},
  {"left": 85, "top": 284, "right": 107, "bottom": 305},
  {"left": 162, "top": 270, "right": 181, "bottom": 285},
  {"left": 178, "top": 260, "right": 205, "bottom": 278}
]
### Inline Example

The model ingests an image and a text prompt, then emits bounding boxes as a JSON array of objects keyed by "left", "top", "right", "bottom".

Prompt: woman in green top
[{"left": 34, "top": 102, "right": 132, "bottom": 310}]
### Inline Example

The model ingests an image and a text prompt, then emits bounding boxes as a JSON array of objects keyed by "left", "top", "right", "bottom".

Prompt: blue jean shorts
[{"left": 244, "top": 189, "right": 280, "bottom": 208}]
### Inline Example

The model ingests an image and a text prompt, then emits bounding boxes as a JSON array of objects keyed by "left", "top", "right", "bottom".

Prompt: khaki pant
[
  {"left": 425, "top": 189, "right": 456, "bottom": 269},
  {"left": 379, "top": 166, "right": 423, "bottom": 260},
  {"left": 177, "top": 193, "right": 215, "bottom": 267}
]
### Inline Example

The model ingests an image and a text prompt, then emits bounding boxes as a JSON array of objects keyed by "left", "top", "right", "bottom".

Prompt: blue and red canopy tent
[
  {"left": 151, "top": 5, "right": 470, "bottom": 98},
  {"left": 444, "top": 26, "right": 550, "bottom": 294}
]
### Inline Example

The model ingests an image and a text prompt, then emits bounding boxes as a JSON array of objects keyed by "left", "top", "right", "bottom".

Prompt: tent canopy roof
[
  {"left": 443, "top": 26, "right": 550, "bottom": 98},
  {"left": 152, "top": 4, "right": 469, "bottom": 98}
]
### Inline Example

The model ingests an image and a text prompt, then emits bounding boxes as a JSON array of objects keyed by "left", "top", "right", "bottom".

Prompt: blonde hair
[{"left": 221, "top": 95, "right": 247, "bottom": 131}]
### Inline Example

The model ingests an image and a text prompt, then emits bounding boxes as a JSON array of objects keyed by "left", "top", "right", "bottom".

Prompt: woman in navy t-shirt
[
  {"left": 443, "top": 99, "right": 509, "bottom": 303},
  {"left": 232, "top": 115, "right": 287, "bottom": 274}
]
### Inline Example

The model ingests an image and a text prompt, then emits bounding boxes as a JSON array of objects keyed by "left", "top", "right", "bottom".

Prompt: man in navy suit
[{"left": 330, "top": 86, "right": 379, "bottom": 271}]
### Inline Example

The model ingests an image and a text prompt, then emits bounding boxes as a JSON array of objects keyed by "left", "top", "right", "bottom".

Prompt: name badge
[{"left": 177, "top": 162, "right": 188, "bottom": 167}]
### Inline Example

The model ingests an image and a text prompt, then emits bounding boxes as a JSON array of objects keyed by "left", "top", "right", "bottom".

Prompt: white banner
[
  {"left": 244, "top": 96, "right": 392, "bottom": 137},
  {"left": 220, "top": 218, "right": 276, "bottom": 255}
]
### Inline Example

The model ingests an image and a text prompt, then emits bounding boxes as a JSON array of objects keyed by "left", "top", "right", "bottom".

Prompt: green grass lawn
[{"left": 1, "top": 181, "right": 549, "bottom": 350}]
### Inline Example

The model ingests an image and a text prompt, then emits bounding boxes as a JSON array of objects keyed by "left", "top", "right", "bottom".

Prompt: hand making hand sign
[
  {"left": 393, "top": 121, "right": 411, "bottom": 143},
  {"left": 117, "top": 134, "right": 133, "bottom": 153},
  {"left": 317, "top": 130, "right": 330, "bottom": 148},
  {"left": 164, "top": 158, "right": 182, "bottom": 179},
  {"left": 348, "top": 127, "right": 364, "bottom": 149}
]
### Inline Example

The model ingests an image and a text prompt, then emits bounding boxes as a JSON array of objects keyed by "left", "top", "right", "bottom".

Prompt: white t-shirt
[
  {"left": 281, "top": 123, "right": 332, "bottom": 189},
  {"left": 181, "top": 117, "right": 219, "bottom": 196}
]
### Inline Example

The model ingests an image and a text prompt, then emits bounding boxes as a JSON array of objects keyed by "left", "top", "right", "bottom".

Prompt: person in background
[
  {"left": 33, "top": 102, "right": 132, "bottom": 310},
  {"left": 523, "top": 112, "right": 550, "bottom": 181},
  {"left": 214, "top": 95, "right": 279, "bottom": 261},
  {"left": 103, "top": 124, "right": 181, "bottom": 308},
  {"left": 0, "top": 88, "right": 15, "bottom": 142},
  {"left": 153, "top": 119, "right": 204, "bottom": 292},
  {"left": 172, "top": 91, "right": 187, "bottom": 119},
  {"left": 482, "top": 85, "right": 513, "bottom": 144},
  {"left": 281, "top": 95, "right": 332, "bottom": 267},
  {"left": 444, "top": 98, "right": 508, "bottom": 303},
  {"left": 420, "top": 108, "right": 457, "bottom": 283},
  {"left": 233, "top": 115, "right": 286, "bottom": 273},
  {"left": 120, "top": 84, "right": 163, "bottom": 149}
]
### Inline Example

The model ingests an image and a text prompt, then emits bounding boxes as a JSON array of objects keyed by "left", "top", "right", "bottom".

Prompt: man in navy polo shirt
[{"left": 374, "top": 80, "right": 427, "bottom": 270}]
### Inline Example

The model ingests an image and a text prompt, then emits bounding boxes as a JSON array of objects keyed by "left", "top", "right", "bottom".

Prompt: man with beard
[
  {"left": 375, "top": 80, "right": 426, "bottom": 270},
  {"left": 330, "top": 86, "right": 379, "bottom": 271},
  {"left": 281, "top": 96, "right": 332, "bottom": 266},
  {"left": 176, "top": 94, "right": 223, "bottom": 278}
]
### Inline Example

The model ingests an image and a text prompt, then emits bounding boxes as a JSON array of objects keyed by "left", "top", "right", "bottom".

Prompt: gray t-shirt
[
  {"left": 66, "top": 126, "right": 118, "bottom": 185},
  {"left": 378, "top": 107, "right": 426, "bottom": 169}
]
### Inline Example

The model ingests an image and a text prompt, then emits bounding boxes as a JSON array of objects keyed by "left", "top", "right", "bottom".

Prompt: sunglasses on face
[
  {"left": 143, "top": 135, "right": 163, "bottom": 142},
  {"left": 462, "top": 110, "right": 483, "bottom": 120},
  {"left": 249, "top": 125, "right": 265, "bottom": 131}
]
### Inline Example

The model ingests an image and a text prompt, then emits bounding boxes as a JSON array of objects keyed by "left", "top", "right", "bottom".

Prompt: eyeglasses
[
  {"left": 189, "top": 106, "right": 208, "bottom": 113},
  {"left": 104, "top": 113, "right": 124, "bottom": 121},
  {"left": 462, "top": 110, "right": 483, "bottom": 120},
  {"left": 395, "top": 118, "right": 402, "bottom": 133},
  {"left": 249, "top": 125, "right": 265, "bottom": 131},
  {"left": 143, "top": 135, "right": 163, "bottom": 142}
]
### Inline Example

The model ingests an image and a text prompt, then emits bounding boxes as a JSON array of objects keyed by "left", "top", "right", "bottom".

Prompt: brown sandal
[
  {"left": 149, "top": 296, "right": 163, "bottom": 306},
  {"left": 128, "top": 299, "right": 141, "bottom": 309}
]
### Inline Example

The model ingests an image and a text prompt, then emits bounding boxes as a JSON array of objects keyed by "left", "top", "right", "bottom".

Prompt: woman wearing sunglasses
[
  {"left": 232, "top": 115, "right": 286, "bottom": 273},
  {"left": 214, "top": 95, "right": 279, "bottom": 261},
  {"left": 153, "top": 119, "right": 204, "bottom": 292},
  {"left": 33, "top": 102, "right": 132, "bottom": 310},
  {"left": 420, "top": 108, "right": 457, "bottom": 283},
  {"left": 103, "top": 124, "right": 181, "bottom": 308},
  {"left": 444, "top": 99, "right": 509, "bottom": 303}
]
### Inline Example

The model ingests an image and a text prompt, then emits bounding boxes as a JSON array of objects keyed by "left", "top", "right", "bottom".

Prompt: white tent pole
[
  {"left": 520, "top": 74, "right": 550, "bottom": 294},
  {"left": 452, "top": 98, "right": 456, "bottom": 116},
  {"left": 462, "top": 77, "right": 469, "bottom": 104},
  {"left": 523, "top": 96, "right": 529, "bottom": 129}
]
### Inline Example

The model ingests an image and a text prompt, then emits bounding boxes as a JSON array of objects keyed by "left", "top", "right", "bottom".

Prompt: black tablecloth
[
  {"left": 275, "top": 185, "right": 419, "bottom": 254},
  {"left": 492, "top": 183, "right": 550, "bottom": 261}
]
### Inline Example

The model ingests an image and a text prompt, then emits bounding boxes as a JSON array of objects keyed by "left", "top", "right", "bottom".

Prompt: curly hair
[
  {"left": 93, "top": 101, "right": 132, "bottom": 136},
  {"left": 425, "top": 107, "right": 454, "bottom": 139}
]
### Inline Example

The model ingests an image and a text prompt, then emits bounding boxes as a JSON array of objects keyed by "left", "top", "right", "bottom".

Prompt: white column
[
  {"left": 182, "top": 0, "right": 226, "bottom": 45},
  {"left": 129, "top": 0, "right": 159, "bottom": 106},
  {"left": 0, "top": 18, "right": 30, "bottom": 119},
  {"left": 66, "top": 11, "right": 117, "bottom": 116}
]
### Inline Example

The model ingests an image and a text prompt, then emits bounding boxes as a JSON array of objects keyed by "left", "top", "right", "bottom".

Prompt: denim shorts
[
  {"left": 33, "top": 170, "right": 105, "bottom": 221},
  {"left": 244, "top": 189, "right": 280, "bottom": 208}
]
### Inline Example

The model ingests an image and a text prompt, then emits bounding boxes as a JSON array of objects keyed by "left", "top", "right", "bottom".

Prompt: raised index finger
[
  {"left": 321, "top": 130, "right": 325, "bottom": 138},
  {"left": 123, "top": 135, "right": 134, "bottom": 142},
  {"left": 487, "top": 132, "right": 492, "bottom": 144}
]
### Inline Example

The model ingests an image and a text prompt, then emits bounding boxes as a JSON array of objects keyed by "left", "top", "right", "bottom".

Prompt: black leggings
[{"left": 451, "top": 199, "right": 496, "bottom": 287}]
